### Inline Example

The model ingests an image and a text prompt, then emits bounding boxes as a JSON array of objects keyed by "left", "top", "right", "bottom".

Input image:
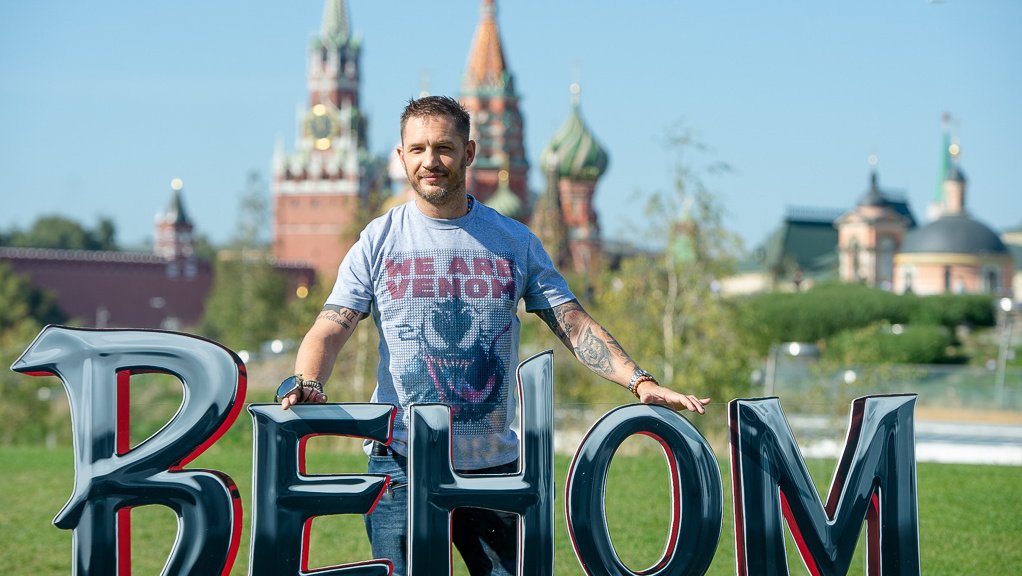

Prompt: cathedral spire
[
  {"left": 928, "top": 113, "right": 965, "bottom": 221},
  {"left": 935, "top": 112, "right": 952, "bottom": 203}
]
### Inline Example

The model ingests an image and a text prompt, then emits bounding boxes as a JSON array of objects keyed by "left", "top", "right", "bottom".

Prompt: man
[{"left": 280, "top": 95, "right": 709, "bottom": 575}]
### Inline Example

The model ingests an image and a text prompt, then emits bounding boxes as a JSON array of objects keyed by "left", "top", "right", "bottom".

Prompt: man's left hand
[{"left": 636, "top": 381, "right": 710, "bottom": 414}]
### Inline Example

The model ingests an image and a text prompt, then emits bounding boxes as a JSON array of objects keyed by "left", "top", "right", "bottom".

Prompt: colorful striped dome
[{"left": 540, "top": 85, "right": 608, "bottom": 181}]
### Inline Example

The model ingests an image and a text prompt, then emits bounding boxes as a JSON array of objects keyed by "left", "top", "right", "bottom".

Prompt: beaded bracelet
[{"left": 631, "top": 375, "right": 657, "bottom": 399}]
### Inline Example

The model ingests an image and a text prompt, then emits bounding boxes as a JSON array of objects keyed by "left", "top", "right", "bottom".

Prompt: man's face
[{"left": 398, "top": 115, "right": 475, "bottom": 209}]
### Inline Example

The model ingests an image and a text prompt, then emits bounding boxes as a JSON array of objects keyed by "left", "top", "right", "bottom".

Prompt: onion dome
[
  {"left": 484, "top": 168, "right": 523, "bottom": 218},
  {"left": 540, "top": 84, "right": 608, "bottom": 181},
  {"left": 900, "top": 214, "right": 1009, "bottom": 256}
]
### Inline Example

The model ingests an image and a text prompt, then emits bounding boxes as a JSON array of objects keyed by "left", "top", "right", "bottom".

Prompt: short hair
[{"left": 399, "top": 95, "right": 471, "bottom": 143}]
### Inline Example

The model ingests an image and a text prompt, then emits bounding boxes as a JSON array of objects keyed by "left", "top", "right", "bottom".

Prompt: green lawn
[{"left": 1, "top": 438, "right": 1020, "bottom": 575}]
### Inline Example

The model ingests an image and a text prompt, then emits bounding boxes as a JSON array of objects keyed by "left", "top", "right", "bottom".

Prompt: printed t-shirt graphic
[{"left": 380, "top": 248, "right": 517, "bottom": 436}]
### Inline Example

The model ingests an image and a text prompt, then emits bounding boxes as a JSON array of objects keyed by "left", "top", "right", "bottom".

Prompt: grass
[{"left": 1, "top": 435, "right": 1020, "bottom": 575}]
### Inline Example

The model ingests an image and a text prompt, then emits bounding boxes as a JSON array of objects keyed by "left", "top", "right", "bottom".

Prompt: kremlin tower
[
  {"left": 154, "top": 177, "right": 198, "bottom": 280},
  {"left": 272, "top": 0, "right": 382, "bottom": 279}
]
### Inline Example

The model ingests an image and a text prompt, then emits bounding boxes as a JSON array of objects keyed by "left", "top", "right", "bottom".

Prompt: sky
[{"left": 1, "top": 0, "right": 1020, "bottom": 253}]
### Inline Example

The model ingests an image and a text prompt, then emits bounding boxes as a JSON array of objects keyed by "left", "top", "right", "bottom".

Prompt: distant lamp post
[
  {"left": 149, "top": 296, "right": 180, "bottom": 331},
  {"left": 764, "top": 341, "right": 820, "bottom": 396},
  {"left": 995, "top": 298, "right": 1016, "bottom": 407}
]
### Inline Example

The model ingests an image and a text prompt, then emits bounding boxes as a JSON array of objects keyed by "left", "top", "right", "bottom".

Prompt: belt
[{"left": 371, "top": 442, "right": 392, "bottom": 457}]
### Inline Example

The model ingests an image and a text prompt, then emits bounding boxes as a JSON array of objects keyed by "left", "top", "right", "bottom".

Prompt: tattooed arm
[
  {"left": 281, "top": 305, "right": 368, "bottom": 409},
  {"left": 534, "top": 299, "right": 709, "bottom": 414}
]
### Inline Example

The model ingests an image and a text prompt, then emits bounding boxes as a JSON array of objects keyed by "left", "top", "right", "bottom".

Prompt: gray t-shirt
[{"left": 326, "top": 197, "right": 575, "bottom": 469}]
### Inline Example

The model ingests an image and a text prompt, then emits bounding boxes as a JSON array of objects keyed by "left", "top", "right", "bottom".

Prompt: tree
[
  {"left": 3, "top": 215, "right": 118, "bottom": 250},
  {"left": 590, "top": 125, "right": 757, "bottom": 409},
  {"left": 0, "top": 262, "right": 66, "bottom": 330},
  {"left": 200, "top": 172, "right": 289, "bottom": 351},
  {"left": 0, "top": 263, "right": 69, "bottom": 444}
]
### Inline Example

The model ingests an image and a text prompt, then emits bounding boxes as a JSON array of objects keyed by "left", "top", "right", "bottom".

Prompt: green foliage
[
  {"left": 0, "top": 263, "right": 70, "bottom": 444},
  {"left": 909, "top": 293, "right": 996, "bottom": 328},
  {"left": 198, "top": 170, "right": 296, "bottom": 351},
  {"left": 557, "top": 124, "right": 757, "bottom": 411},
  {"left": 826, "top": 322, "right": 957, "bottom": 365},
  {"left": 595, "top": 256, "right": 757, "bottom": 408},
  {"left": 198, "top": 172, "right": 290, "bottom": 351},
  {"left": 0, "top": 262, "right": 66, "bottom": 331},
  {"left": 746, "top": 283, "right": 907, "bottom": 352},
  {"left": 190, "top": 232, "right": 219, "bottom": 261},
  {"left": 1, "top": 215, "right": 118, "bottom": 250},
  {"left": 200, "top": 254, "right": 290, "bottom": 352},
  {"left": 746, "top": 283, "right": 997, "bottom": 356}
]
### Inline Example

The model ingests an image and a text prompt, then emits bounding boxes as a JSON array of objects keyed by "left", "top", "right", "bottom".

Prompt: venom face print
[{"left": 382, "top": 249, "right": 519, "bottom": 431}]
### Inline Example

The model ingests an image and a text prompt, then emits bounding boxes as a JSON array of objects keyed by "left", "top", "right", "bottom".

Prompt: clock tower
[{"left": 272, "top": 0, "right": 379, "bottom": 279}]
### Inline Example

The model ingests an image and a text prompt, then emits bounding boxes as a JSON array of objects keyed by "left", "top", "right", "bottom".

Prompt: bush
[
  {"left": 746, "top": 283, "right": 997, "bottom": 355},
  {"left": 745, "top": 283, "right": 910, "bottom": 353},
  {"left": 825, "top": 322, "right": 958, "bottom": 365},
  {"left": 909, "top": 293, "right": 996, "bottom": 329}
]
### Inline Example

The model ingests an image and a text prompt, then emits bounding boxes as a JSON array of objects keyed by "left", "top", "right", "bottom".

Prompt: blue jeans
[{"left": 364, "top": 450, "right": 518, "bottom": 576}]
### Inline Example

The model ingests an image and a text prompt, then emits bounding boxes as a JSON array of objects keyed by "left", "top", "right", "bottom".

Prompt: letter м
[
  {"left": 10, "top": 326, "right": 247, "bottom": 576},
  {"left": 729, "top": 395, "right": 920, "bottom": 576}
]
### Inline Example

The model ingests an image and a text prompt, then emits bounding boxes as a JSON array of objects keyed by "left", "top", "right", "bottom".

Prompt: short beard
[
  {"left": 408, "top": 170, "right": 466, "bottom": 209},
  {"left": 411, "top": 181, "right": 462, "bottom": 207}
]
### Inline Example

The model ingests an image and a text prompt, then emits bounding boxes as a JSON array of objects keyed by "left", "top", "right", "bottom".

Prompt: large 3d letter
[
  {"left": 248, "top": 403, "right": 395, "bottom": 576},
  {"left": 407, "top": 350, "right": 555, "bottom": 575},
  {"left": 566, "top": 404, "right": 723, "bottom": 576},
  {"left": 729, "top": 395, "right": 920, "bottom": 576},
  {"left": 10, "top": 326, "right": 246, "bottom": 575}
]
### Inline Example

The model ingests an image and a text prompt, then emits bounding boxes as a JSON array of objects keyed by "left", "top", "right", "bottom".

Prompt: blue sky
[{"left": 2, "top": 0, "right": 1019, "bottom": 252}]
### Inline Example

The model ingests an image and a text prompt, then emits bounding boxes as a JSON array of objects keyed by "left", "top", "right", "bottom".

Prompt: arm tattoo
[
  {"left": 534, "top": 308, "right": 570, "bottom": 349},
  {"left": 318, "top": 306, "right": 366, "bottom": 331},
  {"left": 575, "top": 327, "right": 614, "bottom": 377},
  {"left": 534, "top": 300, "right": 584, "bottom": 350},
  {"left": 535, "top": 299, "right": 637, "bottom": 379}
]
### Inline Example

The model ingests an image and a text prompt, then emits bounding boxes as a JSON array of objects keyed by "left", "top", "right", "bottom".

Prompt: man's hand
[
  {"left": 280, "top": 386, "right": 328, "bottom": 410},
  {"left": 635, "top": 380, "right": 710, "bottom": 414}
]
